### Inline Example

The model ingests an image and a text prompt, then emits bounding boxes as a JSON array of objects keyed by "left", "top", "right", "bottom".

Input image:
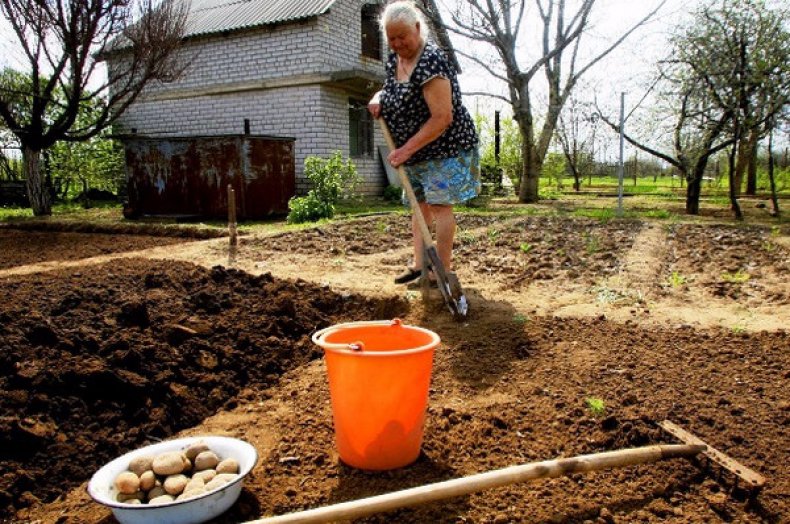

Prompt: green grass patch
[
  {"left": 721, "top": 270, "right": 751, "bottom": 284},
  {"left": 519, "top": 242, "right": 533, "bottom": 254},
  {"left": 585, "top": 397, "right": 606, "bottom": 417},
  {"left": 642, "top": 209, "right": 675, "bottom": 220},
  {"left": 573, "top": 207, "right": 615, "bottom": 222},
  {"left": 667, "top": 271, "right": 686, "bottom": 288},
  {"left": 513, "top": 313, "right": 530, "bottom": 324}
]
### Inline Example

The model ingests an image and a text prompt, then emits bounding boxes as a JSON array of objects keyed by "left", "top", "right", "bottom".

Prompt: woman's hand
[
  {"left": 368, "top": 91, "right": 382, "bottom": 118},
  {"left": 387, "top": 146, "right": 413, "bottom": 168}
]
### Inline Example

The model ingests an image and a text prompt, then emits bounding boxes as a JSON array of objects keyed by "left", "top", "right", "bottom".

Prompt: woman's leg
[
  {"left": 430, "top": 204, "right": 455, "bottom": 270},
  {"left": 412, "top": 202, "right": 434, "bottom": 269}
]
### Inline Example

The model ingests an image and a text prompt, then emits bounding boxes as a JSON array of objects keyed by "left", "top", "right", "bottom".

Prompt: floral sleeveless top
[{"left": 380, "top": 42, "right": 478, "bottom": 165}]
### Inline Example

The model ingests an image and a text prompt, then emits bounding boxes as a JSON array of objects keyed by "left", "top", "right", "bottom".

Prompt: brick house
[{"left": 109, "top": 0, "right": 391, "bottom": 199}]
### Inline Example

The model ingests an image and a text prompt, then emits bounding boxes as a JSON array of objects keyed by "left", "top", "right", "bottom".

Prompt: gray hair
[{"left": 379, "top": 1, "right": 430, "bottom": 40}]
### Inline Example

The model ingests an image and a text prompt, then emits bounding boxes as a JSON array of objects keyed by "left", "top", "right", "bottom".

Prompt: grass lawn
[{"left": 1, "top": 179, "right": 787, "bottom": 237}]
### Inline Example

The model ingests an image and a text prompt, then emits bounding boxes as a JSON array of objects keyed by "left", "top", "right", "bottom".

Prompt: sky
[
  {"left": 0, "top": 0, "right": 696, "bottom": 96},
  {"left": 0, "top": 0, "right": 700, "bottom": 162},
  {"left": 2, "top": 0, "right": 784, "bottom": 157}
]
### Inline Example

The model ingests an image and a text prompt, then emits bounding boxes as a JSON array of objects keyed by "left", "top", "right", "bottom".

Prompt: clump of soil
[{"left": 0, "top": 258, "right": 406, "bottom": 520}]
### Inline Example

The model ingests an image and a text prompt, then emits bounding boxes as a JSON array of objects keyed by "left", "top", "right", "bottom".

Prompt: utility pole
[
  {"left": 617, "top": 92, "right": 625, "bottom": 216},
  {"left": 494, "top": 110, "right": 502, "bottom": 193}
]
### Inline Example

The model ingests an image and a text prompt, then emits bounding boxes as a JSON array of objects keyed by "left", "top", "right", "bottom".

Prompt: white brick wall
[{"left": 111, "top": 0, "right": 390, "bottom": 197}]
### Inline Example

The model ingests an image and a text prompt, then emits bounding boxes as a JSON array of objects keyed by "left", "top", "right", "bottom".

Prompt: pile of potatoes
[{"left": 113, "top": 441, "right": 240, "bottom": 505}]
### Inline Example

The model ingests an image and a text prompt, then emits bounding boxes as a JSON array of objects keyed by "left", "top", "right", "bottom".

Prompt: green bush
[
  {"left": 382, "top": 184, "right": 402, "bottom": 203},
  {"left": 287, "top": 151, "right": 360, "bottom": 224},
  {"left": 286, "top": 195, "right": 333, "bottom": 224}
]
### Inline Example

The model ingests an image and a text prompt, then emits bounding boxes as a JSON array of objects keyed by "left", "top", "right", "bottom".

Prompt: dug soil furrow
[{"left": 2, "top": 213, "right": 788, "bottom": 523}]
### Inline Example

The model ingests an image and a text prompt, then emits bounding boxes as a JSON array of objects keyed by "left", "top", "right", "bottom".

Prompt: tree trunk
[
  {"left": 767, "top": 129, "right": 779, "bottom": 217},
  {"left": 728, "top": 144, "right": 743, "bottom": 220},
  {"left": 734, "top": 131, "right": 759, "bottom": 197},
  {"left": 746, "top": 141, "right": 758, "bottom": 195},
  {"left": 685, "top": 172, "right": 701, "bottom": 215},
  {"left": 519, "top": 146, "right": 541, "bottom": 203},
  {"left": 23, "top": 146, "right": 52, "bottom": 216},
  {"left": 685, "top": 155, "right": 712, "bottom": 215},
  {"left": 515, "top": 104, "right": 540, "bottom": 203}
]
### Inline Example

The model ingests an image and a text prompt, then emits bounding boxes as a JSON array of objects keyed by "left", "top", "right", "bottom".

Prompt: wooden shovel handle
[{"left": 377, "top": 119, "right": 434, "bottom": 247}]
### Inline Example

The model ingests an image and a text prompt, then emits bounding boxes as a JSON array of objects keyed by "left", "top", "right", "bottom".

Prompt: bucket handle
[{"left": 311, "top": 319, "right": 404, "bottom": 352}]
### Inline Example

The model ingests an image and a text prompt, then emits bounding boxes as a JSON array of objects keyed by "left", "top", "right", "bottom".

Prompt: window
[
  {"left": 349, "top": 99, "right": 373, "bottom": 157},
  {"left": 361, "top": 4, "right": 381, "bottom": 60}
]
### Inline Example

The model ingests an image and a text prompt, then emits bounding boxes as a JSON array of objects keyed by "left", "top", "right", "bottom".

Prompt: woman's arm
[{"left": 388, "top": 77, "right": 453, "bottom": 167}]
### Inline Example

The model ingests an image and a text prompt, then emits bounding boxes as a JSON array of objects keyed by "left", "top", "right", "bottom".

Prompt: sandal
[
  {"left": 407, "top": 275, "right": 439, "bottom": 290},
  {"left": 394, "top": 267, "right": 422, "bottom": 284}
]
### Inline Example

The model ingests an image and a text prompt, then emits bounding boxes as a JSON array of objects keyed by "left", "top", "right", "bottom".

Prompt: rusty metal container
[{"left": 122, "top": 135, "right": 294, "bottom": 219}]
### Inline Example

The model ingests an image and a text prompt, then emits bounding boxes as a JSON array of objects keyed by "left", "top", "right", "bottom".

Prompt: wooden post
[{"left": 228, "top": 184, "right": 238, "bottom": 246}]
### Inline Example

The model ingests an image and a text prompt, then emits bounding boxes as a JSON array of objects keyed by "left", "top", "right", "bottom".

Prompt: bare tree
[
  {"left": 598, "top": 71, "right": 735, "bottom": 215},
  {"left": 0, "top": 0, "right": 188, "bottom": 216},
  {"left": 599, "top": 0, "right": 788, "bottom": 216},
  {"left": 555, "top": 94, "right": 596, "bottom": 191},
  {"left": 439, "top": 0, "right": 665, "bottom": 202}
]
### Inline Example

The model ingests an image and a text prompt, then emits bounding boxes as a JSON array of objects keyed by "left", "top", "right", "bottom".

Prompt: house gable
[{"left": 110, "top": 0, "right": 388, "bottom": 199}]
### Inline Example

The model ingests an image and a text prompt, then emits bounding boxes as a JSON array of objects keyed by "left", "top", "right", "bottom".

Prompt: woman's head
[{"left": 380, "top": 1, "right": 429, "bottom": 58}]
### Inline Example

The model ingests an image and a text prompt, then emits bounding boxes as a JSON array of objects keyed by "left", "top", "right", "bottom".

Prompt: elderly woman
[{"left": 369, "top": 0, "right": 480, "bottom": 285}]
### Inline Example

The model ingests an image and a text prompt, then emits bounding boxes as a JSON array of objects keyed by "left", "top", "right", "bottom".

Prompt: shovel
[{"left": 377, "top": 118, "right": 469, "bottom": 320}]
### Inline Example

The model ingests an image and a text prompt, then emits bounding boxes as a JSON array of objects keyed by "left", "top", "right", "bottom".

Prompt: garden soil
[{"left": 0, "top": 213, "right": 788, "bottom": 524}]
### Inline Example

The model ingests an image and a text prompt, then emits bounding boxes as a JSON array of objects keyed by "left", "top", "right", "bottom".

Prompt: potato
[
  {"left": 184, "top": 477, "right": 204, "bottom": 492},
  {"left": 215, "top": 473, "right": 237, "bottom": 483},
  {"left": 124, "top": 498, "right": 142, "bottom": 505},
  {"left": 147, "top": 486, "right": 167, "bottom": 500},
  {"left": 163, "top": 474, "right": 189, "bottom": 495},
  {"left": 185, "top": 441, "right": 210, "bottom": 461},
  {"left": 113, "top": 471, "right": 140, "bottom": 495},
  {"left": 181, "top": 453, "right": 192, "bottom": 473},
  {"left": 192, "top": 469, "right": 216, "bottom": 483},
  {"left": 193, "top": 451, "right": 219, "bottom": 471},
  {"left": 152, "top": 451, "right": 186, "bottom": 476},
  {"left": 149, "top": 494, "right": 175, "bottom": 505},
  {"left": 116, "top": 490, "right": 144, "bottom": 503},
  {"left": 216, "top": 458, "right": 239, "bottom": 474},
  {"left": 177, "top": 488, "right": 204, "bottom": 501},
  {"left": 139, "top": 470, "right": 156, "bottom": 492},
  {"left": 128, "top": 455, "right": 154, "bottom": 476},
  {"left": 204, "top": 473, "right": 237, "bottom": 491}
]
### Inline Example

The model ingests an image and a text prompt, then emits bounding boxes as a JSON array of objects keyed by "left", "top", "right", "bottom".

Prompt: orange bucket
[{"left": 312, "top": 319, "right": 439, "bottom": 470}]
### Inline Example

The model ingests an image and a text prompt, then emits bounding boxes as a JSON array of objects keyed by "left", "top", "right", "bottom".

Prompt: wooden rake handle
[{"left": 242, "top": 444, "right": 705, "bottom": 524}]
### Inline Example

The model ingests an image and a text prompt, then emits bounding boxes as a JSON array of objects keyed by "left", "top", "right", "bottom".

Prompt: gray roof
[{"left": 184, "top": 0, "right": 337, "bottom": 37}]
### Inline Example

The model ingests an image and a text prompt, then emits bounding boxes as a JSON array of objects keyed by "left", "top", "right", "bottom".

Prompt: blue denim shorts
[{"left": 402, "top": 148, "right": 481, "bottom": 206}]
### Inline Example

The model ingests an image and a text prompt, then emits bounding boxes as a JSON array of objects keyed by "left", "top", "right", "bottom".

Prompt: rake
[{"left": 242, "top": 419, "right": 765, "bottom": 524}]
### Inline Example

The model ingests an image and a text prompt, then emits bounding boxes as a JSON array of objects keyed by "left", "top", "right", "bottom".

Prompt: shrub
[
  {"left": 382, "top": 184, "right": 402, "bottom": 203},
  {"left": 287, "top": 152, "right": 360, "bottom": 224}
]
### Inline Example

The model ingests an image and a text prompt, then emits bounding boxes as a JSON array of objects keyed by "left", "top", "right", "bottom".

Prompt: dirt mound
[
  {"left": 0, "top": 258, "right": 406, "bottom": 520},
  {"left": 2, "top": 213, "right": 788, "bottom": 524},
  {"left": 0, "top": 229, "right": 201, "bottom": 270}
]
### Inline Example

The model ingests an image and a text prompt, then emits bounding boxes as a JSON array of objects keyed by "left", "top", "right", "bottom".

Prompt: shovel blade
[{"left": 424, "top": 246, "right": 468, "bottom": 320}]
